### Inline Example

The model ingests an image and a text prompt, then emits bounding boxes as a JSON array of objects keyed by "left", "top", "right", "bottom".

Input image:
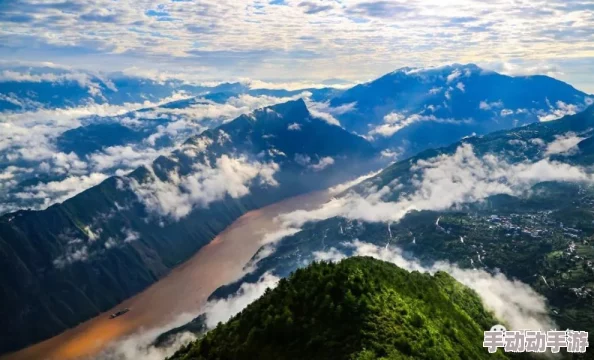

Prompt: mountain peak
[
  {"left": 169, "top": 257, "right": 504, "bottom": 360},
  {"left": 267, "top": 98, "right": 309, "bottom": 118},
  {"left": 391, "top": 63, "right": 483, "bottom": 76}
]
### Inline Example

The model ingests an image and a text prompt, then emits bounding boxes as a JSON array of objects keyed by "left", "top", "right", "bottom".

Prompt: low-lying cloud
[
  {"left": 544, "top": 132, "right": 586, "bottom": 156},
  {"left": 277, "top": 143, "right": 593, "bottom": 227},
  {"left": 96, "top": 313, "right": 198, "bottom": 360},
  {"left": 16, "top": 173, "right": 108, "bottom": 208},
  {"left": 369, "top": 112, "right": 472, "bottom": 138},
  {"left": 96, "top": 272, "right": 279, "bottom": 359},
  {"left": 130, "top": 155, "right": 280, "bottom": 220},
  {"left": 201, "top": 272, "right": 280, "bottom": 328},
  {"left": 0, "top": 90, "right": 316, "bottom": 214}
]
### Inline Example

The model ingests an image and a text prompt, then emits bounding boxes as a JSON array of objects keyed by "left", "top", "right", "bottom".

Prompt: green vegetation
[{"left": 169, "top": 257, "right": 513, "bottom": 360}]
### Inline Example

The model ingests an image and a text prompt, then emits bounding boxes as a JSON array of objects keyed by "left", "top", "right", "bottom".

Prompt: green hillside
[{"left": 169, "top": 257, "right": 513, "bottom": 360}]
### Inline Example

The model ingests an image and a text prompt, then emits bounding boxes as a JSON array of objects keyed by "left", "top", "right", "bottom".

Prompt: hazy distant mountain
[
  {"left": 0, "top": 66, "right": 339, "bottom": 112},
  {"left": 330, "top": 64, "right": 592, "bottom": 157},
  {"left": 0, "top": 99, "right": 380, "bottom": 355},
  {"left": 0, "top": 67, "right": 195, "bottom": 111}
]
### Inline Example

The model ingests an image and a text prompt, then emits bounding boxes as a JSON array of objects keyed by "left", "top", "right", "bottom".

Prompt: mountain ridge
[
  {"left": 0, "top": 98, "right": 380, "bottom": 355},
  {"left": 330, "top": 63, "right": 591, "bottom": 158}
]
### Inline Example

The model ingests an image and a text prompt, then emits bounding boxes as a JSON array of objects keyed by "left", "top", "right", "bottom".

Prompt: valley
[{"left": 1, "top": 191, "right": 330, "bottom": 360}]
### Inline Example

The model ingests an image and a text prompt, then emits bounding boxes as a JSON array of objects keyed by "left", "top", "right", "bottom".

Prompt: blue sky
[{"left": 0, "top": 0, "right": 593, "bottom": 92}]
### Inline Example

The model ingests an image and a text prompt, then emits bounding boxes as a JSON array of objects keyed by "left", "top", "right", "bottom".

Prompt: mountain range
[
  {"left": 0, "top": 99, "right": 379, "bottom": 354},
  {"left": 1, "top": 64, "right": 594, "bottom": 357},
  {"left": 0, "top": 65, "right": 337, "bottom": 112},
  {"left": 207, "top": 104, "right": 594, "bottom": 352},
  {"left": 331, "top": 64, "right": 592, "bottom": 157},
  {"left": 2, "top": 64, "right": 591, "bottom": 216}
]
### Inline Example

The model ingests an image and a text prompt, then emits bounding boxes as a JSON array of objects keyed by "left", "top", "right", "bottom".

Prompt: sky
[{"left": 0, "top": 0, "right": 593, "bottom": 92}]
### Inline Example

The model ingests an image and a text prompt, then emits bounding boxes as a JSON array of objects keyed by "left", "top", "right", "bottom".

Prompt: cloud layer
[
  {"left": 277, "top": 142, "right": 593, "bottom": 228},
  {"left": 1, "top": 1, "right": 593, "bottom": 92}
]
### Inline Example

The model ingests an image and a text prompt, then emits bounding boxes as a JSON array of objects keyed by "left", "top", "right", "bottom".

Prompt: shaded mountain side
[
  {"left": 0, "top": 99, "right": 380, "bottom": 355},
  {"left": 167, "top": 257, "right": 515, "bottom": 360}
]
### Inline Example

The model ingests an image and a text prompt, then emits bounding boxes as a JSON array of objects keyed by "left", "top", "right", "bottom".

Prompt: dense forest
[{"left": 169, "top": 257, "right": 515, "bottom": 360}]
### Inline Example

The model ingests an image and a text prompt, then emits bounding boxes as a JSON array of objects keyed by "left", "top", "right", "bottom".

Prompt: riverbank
[{"left": 2, "top": 191, "right": 330, "bottom": 360}]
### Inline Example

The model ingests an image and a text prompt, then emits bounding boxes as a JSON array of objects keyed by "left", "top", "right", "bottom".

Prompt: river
[{"left": 2, "top": 191, "right": 330, "bottom": 360}]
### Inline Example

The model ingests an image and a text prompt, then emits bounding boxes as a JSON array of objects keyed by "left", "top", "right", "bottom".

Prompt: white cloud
[
  {"left": 0, "top": 70, "right": 109, "bottom": 96},
  {"left": 294, "top": 153, "right": 311, "bottom": 166},
  {"left": 97, "top": 313, "right": 198, "bottom": 360},
  {"left": 53, "top": 246, "right": 89, "bottom": 268},
  {"left": 479, "top": 100, "right": 504, "bottom": 111},
  {"left": 456, "top": 82, "right": 465, "bottom": 92},
  {"left": 538, "top": 101, "right": 580, "bottom": 122},
  {"left": 1, "top": 90, "right": 313, "bottom": 214},
  {"left": 16, "top": 173, "right": 108, "bottom": 209},
  {"left": 1, "top": 0, "right": 593, "bottom": 93},
  {"left": 287, "top": 123, "right": 301, "bottom": 131},
  {"left": 275, "top": 143, "right": 593, "bottom": 227},
  {"left": 0, "top": 93, "right": 190, "bottom": 163},
  {"left": 446, "top": 69, "right": 462, "bottom": 84},
  {"left": 380, "top": 149, "right": 401, "bottom": 160},
  {"left": 88, "top": 145, "right": 173, "bottom": 172},
  {"left": 309, "top": 156, "right": 335, "bottom": 171},
  {"left": 494, "top": 62, "right": 565, "bottom": 78},
  {"left": 246, "top": 170, "right": 382, "bottom": 270},
  {"left": 530, "top": 138, "right": 546, "bottom": 147},
  {"left": 383, "top": 112, "right": 406, "bottom": 124},
  {"left": 246, "top": 79, "right": 356, "bottom": 91},
  {"left": 428, "top": 87, "right": 442, "bottom": 95},
  {"left": 313, "top": 247, "right": 347, "bottom": 262},
  {"left": 130, "top": 155, "right": 280, "bottom": 220},
  {"left": 500, "top": 109, "right": 514, "bottom": 117},
  {"left": 544, "top": 132, "right": 586, "bottom": 156},
  {"left": 123, "top": 228, "right": 140, "bottom": 242},
  {"left": 327, "top": 170, "right": 382, "bottom": 196},
  {"left": 304, "top": 103, "right": 340, "bottom": 126},
  {"left": 201, "top": 272, "right": 280, "bottom": 329},
  {"left": 369, "top": 113, "right": 471, "bottom": 138}
]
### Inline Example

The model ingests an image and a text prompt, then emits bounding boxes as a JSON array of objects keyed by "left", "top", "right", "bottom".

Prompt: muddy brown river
[{"left": 3, "top": 191, "right": 330, "bottom": 360}]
